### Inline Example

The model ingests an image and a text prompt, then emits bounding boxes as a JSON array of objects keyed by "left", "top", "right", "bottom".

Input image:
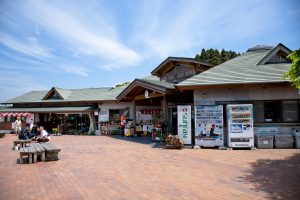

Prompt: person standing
[{"left": 14, "top": 117, "right": 22, "bottom": 136}]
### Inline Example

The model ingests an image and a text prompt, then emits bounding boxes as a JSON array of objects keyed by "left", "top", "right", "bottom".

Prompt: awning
[
  {"left": 0, "top": 106, "right": 95, "bottom": 113},
  {"left": 0, "top": 112, "right": 30, "bottom": 117}
]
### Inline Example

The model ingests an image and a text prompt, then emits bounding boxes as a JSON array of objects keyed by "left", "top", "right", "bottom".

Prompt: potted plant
[{"left": 165, "top": 134, "right": 184, "bottom": 149}]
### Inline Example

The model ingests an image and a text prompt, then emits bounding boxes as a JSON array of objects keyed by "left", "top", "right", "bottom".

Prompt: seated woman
[
  {"left": 19, "top": 123, "right": 30, "bottom": 140},
  {"left": 28, "top": 125, "right": 38, "bottom": 139},
  {"left": 36, "top": 126, "right": 50, "bottom": 142}
]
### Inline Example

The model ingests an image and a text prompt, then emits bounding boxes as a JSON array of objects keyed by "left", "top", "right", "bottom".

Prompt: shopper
[{"left": 14, "top": 117, "right": 22, "bottom": 136}]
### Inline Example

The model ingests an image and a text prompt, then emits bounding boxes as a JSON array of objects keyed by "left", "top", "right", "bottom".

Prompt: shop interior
[{"left": 36, "top": 113, "right": 91, "bottom": 134}]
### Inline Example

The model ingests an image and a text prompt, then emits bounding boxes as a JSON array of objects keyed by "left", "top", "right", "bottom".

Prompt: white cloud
[
  {"left": 19, "top": 0, "right": 141, "bottom": 69},
  {"left": 61, "top": 65, "right": 90, "bottom": 77},
  {"left": 132, "top": 0, "right": 278, "bottom": 57},
  {"left": 0, "top": 33, "right": 54, "bottom": 61}
]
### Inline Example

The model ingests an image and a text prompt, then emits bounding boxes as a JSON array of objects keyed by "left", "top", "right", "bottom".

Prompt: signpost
[{"left": 177, "top": 105, "right": 191, "bottom": 145}]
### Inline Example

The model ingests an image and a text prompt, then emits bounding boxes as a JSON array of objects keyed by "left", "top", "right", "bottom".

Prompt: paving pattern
[{"left": 0, "top": 134, "right": 299, "bottom": 200}]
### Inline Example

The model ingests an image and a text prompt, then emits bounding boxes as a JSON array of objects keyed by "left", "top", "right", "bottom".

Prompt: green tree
[
  {"left": 195, "top": 48, "right": 240, "bottom": 65},
  {"left": 283, "top": 48, "right": 300, "bottom": 89}
]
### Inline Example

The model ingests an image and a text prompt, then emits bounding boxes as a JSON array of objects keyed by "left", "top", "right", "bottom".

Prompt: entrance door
[{"left": 167, "top": 107, "right": 178, "bottom": 134}]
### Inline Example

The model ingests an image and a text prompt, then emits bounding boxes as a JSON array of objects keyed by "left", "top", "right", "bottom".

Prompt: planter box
[{"left": 165, "top": 144, "right": 183, "bottom": 149}]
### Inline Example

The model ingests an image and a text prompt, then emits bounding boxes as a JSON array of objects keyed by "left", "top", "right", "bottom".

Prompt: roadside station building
[
  {"left": 1, "top": 43, "right": 299, "bottom": 142},
  {"left": 177, "top": 43, "right": 300, "bottom": 139}
]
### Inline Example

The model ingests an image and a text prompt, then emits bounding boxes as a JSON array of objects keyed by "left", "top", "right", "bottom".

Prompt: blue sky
[{"left": 0, "top": 0, "right": 299, "bottom": 101}]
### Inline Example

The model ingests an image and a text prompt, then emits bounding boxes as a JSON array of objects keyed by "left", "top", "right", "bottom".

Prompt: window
[
  {"left": 282, "top": 100, "right": 299, "bottom": 122},
  {"left": 264, "top": 101, "right": 281, "bottom": 123}
]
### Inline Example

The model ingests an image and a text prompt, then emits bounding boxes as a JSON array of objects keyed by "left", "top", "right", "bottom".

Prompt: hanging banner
[
  {"left": 26, "top": 113, "right": 34, "bottom": 125},
  {"left": 177, "top": 105, "right": 192, "bottom": 145},
  {"left": 195, "top": 105, "right": 224, "bottom": 147}
]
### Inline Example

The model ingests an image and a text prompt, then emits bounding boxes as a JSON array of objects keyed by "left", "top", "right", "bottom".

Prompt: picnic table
[
  {"left": 19, "top": 142, "right": 60, "bottom": 164},
  {"left": 13, "top": 139, "right": 31, "bottom": 148}
]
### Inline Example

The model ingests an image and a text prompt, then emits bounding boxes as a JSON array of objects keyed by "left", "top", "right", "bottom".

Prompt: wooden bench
[
  {"left": 40, "top": 142, "right": 61, "bottom": 161},
  {"left": 19, "top": 146, "right": 37, "bottom": 164},
  {"left": 13, "top": 139, "right": 31, "bottom": 149},
  {"left": 31, "top": 143, "right": 46, "bottom": 162}
]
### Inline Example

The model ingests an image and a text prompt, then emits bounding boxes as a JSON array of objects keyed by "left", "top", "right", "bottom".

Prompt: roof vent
[{"left": 247, "top": 45, "right": 273, "bottom": 52}]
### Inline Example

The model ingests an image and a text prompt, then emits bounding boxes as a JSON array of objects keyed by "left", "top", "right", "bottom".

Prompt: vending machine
[
  {"left": 195, "top": 105, "right": 224, "bottom": 147},
  {"left": 227, "top": 104, "right": 254, "bottom": 148}
]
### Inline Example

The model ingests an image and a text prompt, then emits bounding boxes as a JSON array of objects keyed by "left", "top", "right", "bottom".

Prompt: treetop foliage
[{"left": 195, "top": 48, "right": 241, "bottom": 65}]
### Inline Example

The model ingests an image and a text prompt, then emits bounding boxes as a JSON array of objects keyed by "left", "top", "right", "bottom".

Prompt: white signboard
[
  {"left": 177, "top": 105, "right": 192, "bottom": 145},
  {"left": 195, "top": 105, "right": 224, "bottom": 147}
]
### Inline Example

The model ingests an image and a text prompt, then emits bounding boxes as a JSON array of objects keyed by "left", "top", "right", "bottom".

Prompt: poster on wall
[
  {"left": 195, "top": 105, "right": 224, "bottom": 147},
  {"left": 177, "top": 105, "right": 192, "bottom": 145},
  {"left": 99, "top": 110, "right": 109, "bottom": 122}
]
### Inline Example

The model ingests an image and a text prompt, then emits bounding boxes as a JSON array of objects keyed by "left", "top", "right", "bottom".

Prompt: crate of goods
[
  {"left": 274, "top": 134, "right": 294, "bottom": 148},
  {"left": 292, "top": 129, "right": 300, "bottom": 149},
  {"left": 254, "top": 134, "right": 274, "bottom": 149}
]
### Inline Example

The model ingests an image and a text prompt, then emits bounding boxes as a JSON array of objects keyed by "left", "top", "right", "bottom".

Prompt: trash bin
[
  {"left": 274, "top": 134, "right": 294, "bottom": 148},
  {"left": 255, "top": 134, "right": 274, "bottom": 149},
  {"left": 292, "top": 129, "right": 300, "bottom": 149}
]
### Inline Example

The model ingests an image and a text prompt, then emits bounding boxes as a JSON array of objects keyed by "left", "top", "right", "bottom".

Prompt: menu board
[{"left": 195, "top": 105, "right": 224, "bottom": 147}]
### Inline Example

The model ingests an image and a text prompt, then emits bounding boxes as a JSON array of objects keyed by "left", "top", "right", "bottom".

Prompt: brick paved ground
[{"left": 0, "top": 134, "right": 299, "bottom": 200}]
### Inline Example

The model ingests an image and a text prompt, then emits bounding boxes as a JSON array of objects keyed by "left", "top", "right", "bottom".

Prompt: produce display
[{"left": 165, "top": 135, "right": 184, "bottom": 149}]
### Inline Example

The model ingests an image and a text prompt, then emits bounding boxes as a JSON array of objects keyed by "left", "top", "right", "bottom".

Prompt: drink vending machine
[{"left": 227, "top": 104, "right": 254, "bottom": 148}]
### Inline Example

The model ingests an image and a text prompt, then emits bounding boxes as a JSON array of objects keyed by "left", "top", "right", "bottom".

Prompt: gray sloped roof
[
  {"left": 55, "top": 87, "right": 72, "bottom": 99},
  {"left": 177, "top": 46, "right": 291, "bottom": 87},
  {"left": 3, "top": 86, "right": 125, "bottom": 104},
  {"left": 0, "top": 106, "right": 94, "bottom": 113},
  {"left": 138, "top": 76, "right": 175, "bottom": 89},
  {"left": 151, "top": 57, "right": 214, "bottom": 76}
]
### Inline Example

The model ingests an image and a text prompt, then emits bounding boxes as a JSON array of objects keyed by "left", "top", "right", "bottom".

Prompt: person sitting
[
  {"left": 18, "top": 123, "right": 30, "bottom": 140},
  {"left": 28, "top": 125, "right": 38, "bottom": 139},
  {"left": 36, "top": 126, "right": 50, "bottom": 142}
]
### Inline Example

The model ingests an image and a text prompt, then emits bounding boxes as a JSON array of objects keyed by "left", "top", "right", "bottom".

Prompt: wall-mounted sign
[
  {"left": 177, "top": 105, "right": 191, "bottom": 145},
  {"left": 99, "top": 111, "right": 109, "bottom": 122}
]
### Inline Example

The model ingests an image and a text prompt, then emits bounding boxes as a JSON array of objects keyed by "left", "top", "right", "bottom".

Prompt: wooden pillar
[
  {"left": 133, "top": 100, "right": 136, "bottom": 125},
  {"left": 163, "top": 96, "right": 168, "bottom": 121}
]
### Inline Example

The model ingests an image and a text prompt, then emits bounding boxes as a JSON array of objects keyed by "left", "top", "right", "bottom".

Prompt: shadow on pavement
[
  {"left": 241, "top": 153, "right": 300, "bottom": 200},
  {"left": 106, "top": 135, "right": 164, "bottom": 148}
]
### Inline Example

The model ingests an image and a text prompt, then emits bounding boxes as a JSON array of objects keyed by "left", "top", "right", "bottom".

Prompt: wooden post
[
  {"left": 133, "top": 100, "right": 136, "bottom": 125},
  {"left": 33, "top": 153, "right": 37, "bottom": 163},
  {"left": 162, "top": 96, "right": 168, "bottom": 122},
  {"left": 41, "top": 152, "right": 45, "bottom": 161},
  {"left": 20, "top": 155, "right": 23, "bottom": 164},
  {"left": 29, "top": 153, "right": 32, "bottom": 164}
]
